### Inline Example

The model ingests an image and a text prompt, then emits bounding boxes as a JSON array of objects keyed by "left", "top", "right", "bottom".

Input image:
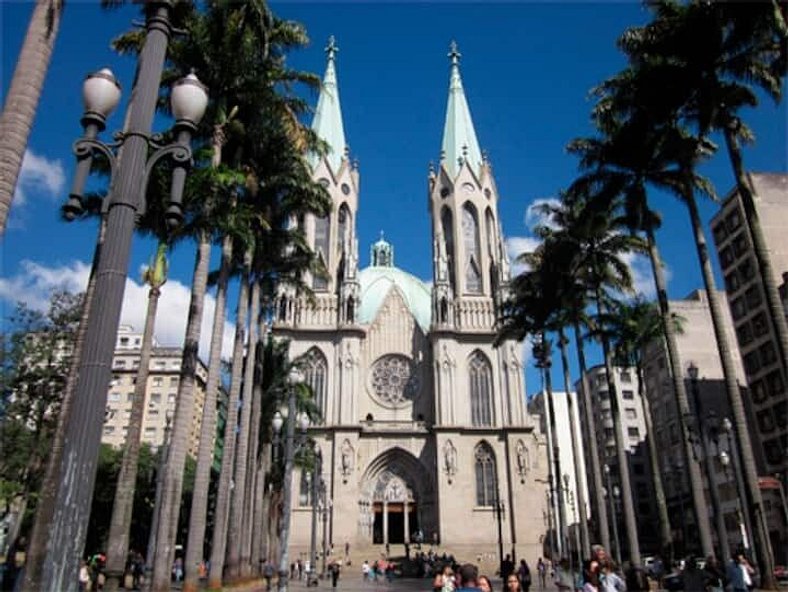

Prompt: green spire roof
[
  {"left": 441, "top": 41, "right": 482, "bottom": 179},
  {"left": 310, "top": 36, "right": 347, "bottom": 174}
]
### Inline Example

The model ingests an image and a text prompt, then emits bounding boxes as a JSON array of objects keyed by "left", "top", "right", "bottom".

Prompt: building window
[
  {"left": 150, "top": 393, "right": 162, "bottom": 405},
  {"left": 170, "top": 376, "right": 179, "bottom": 386},
  {"left": 108, "top": 392, "right": 121, "bottom": 402},
  {"left": 731, "top": 297, "right": 747, "bottom": 320},
  {"left": 726, "top": 210, "right": 741, "bottom": 232},
  {"left": 304, "top": 348, "right": 328, "bottom": 413},
  {"left": 757, "top": 409, "right": 775, "bottom": 433},
  {"left": 719, "top": 246, "right": 734, "bottom": 269},
  {"left": 604, "top": 428, "right": 615, "bottom": 442},
  {"left": 725, "top": 272, "right": 740, "bottom": 293},
  {"left": 731, "top": 233, "right": 748, "bottom": 258},
  {"left": 766, "top": 370, "right": 785, "bottom": 397},
  {"left": 751, "top": 312, "right": 769, "bottom": 337},
  {"left": 738, "top": 258, "right": 755, "bottom": 282},
  {"left": 745, "top": 286, "right": 763, "bottom": 309},
  {"left": 751, "top": 380, "right": 768, "bottom": 404},
  {"left": 622, "top": 390, "right": 634, "bottom": 400},
  {"left": 474, "top": 442, "right": 497, "bottom": 506},
  {"left": 313, "top": 215, "right": 330, "bottom": 291},
  {"left": 736, "top": 322, "right": 754, "bottom": 347},
  {"left": 628, "top": 427, "right": 640, "bottom": 439},
  {"left": 625, "top": 408, "right": 637, "bottom": 420},
  {"left": 103, "top": 426, "right": 115, "bottom": 435},
  {"left": 743, "top": 351, "right": 761, "bottom": 375},
  {"left": 620, "top": 371, "right": 632, "bottom": 383},
  {"left": 126, "top": 393, "right": 134, "bottom": 402},
  {"left": 462, "top": 202, "right": 482, "bottom": 294},
  {"left": 168, "top": 393, "right": 177, "bottom": 404},
  {"left": 759, "top": 342, "right": 777, "bottom": 366},
  {"left": 598, "top": 390, "right": 609, "bottom": 401},
  {"left": 712, "top": 223, "right": 727, "bottom": 244},
  {"left": 469, "top": 351, "right": 493, "bottom": 426},
  {"left": 120, "top": 337, "right": 129, "bottom": 346},
  {"left": 114, "top": 359, "right": 126, "bottom": 368},
  {"left": 152, "top": 377, "right": 164, "bottom": 387}
]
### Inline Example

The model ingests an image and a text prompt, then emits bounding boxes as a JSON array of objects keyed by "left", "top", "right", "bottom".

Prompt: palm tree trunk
[
  {"left": 557, "top": 327, "right": 591, "bottom": 556},
  {"left": 0, "top": 0, "right": 63, "bottom": 233},
  {"left": 241, "top": 318, "right": 266, "bottom": 578},
  {"left": 539, "top": 333, "right": 565, "bottom": 558},
  {"left": 226, "top": 278, "right": 260, "bottom": 581},
  {"left": 23, "top": 217, "right": 105, "bottom": 592},
  {"left": 208, "top": 248, "right": 253, "bottom": 590},
  {"left": 595, "top": 289, "right": 641, "bottom": 567},
  {"left": 104, "top": 276, "right": 164, "bottom": 592},
  {"left": 151, "top": 231, "right": 211, "bottom": 592},
  {"left": 644, "top": 226, "right": 714, "bottom": 557},
  {"left": 723, "top": 126, "right": 788, "bottom": 380},
  {"left": 183, "top": 232, "right": 233, "bottom": 592},
  {"left": 249, "top": 455, "right": 265, "bottom": 573},
  {"left": 253, "top": 441, "right": 273, "bottom": 566},
  {"left": 685, "top": 193, "right": 775, "bottom": 579},
  {"left": 634, "top": 361, "right": 672, "bottom": 561},
  {"left": 573, "top": 322, "right": 610, "bottom": 551}
]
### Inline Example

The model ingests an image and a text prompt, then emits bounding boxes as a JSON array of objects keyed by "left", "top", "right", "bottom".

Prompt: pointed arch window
[
  {"left": 441, "top": 207, "right": 456, "bottom": 291},
  {"left": 313, "top": 215, "right": 330, "bottom": 290},
  {"left": 474, "top": 442, "right": 498, "bottom": 507},
  {"left": 485, "top": 208, "right": 496, "bottom": 258},
  {"left": 303, "top": 348, "right": 327, "bottom": 416},
  {"left": 462, "top": 203, "right": 482, "bottom": 294},
  {"left": 337, "top": 203, "right": 351, "bottom": 254},
  {"left": 469, "top": 351, "right": 493, "bottom": 426}
]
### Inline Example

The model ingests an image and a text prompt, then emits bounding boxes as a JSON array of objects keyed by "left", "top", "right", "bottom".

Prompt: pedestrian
[
  {"left": 703, "top": 556, "right": 725, "bottom": 592},
  {"left": 330, "top": 560, "right": 341, "bottom": 589},
  {"left": 500, "top": 554, "right": 515, "bottom": 584},
  {"left": 598, "top": 559, "right": 625, "bottom": 592},
  {"left": 517, "top": 559, "right": 531, "bottom": 592},
  {"left": 554, "top": 558, "right": 573, "bottom": 592},
  {"left": 78, "top": 560, "right": 90, "bottom": 592},
  {"left": 726, "top": 553, "right": 755, "bottom": 592},
  {"left": 479, "top": 575, "right": 493, "bottom": 592},
  {"left": 536, "top": 558, "right": 546, "bottom": 589},
  {"left": 454, "top": 563, "right": 482, "bottom": 592},
  {"left": 582, "top": 560, "right": 601, "bottom": 592},
  {"left": 433, "top": 563, "right": 455, "bottom": 592},
  {"left": 362, "top": 560, "right": 370, "bottom": 581},
  {"left": 263, "top": 558, "right": 275, "bottom": 591},
  {"left": 682, "top": 556, "right": 706, "bottom": 592},
  {"left": 506, "top": 573, "right": 522, "bottom": 592}
]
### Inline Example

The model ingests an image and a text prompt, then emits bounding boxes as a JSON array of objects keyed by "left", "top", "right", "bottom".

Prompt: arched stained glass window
[
  {"left": 441, "top": 206, "right": 456, "bottom": 291},
  {"left": 304, "top": 348, "right": 327, "bottom": 415},
  {"left": 469, "top": 351, "right": 493, "bottom": 426},
  {"left": 485, "top": 208, "right": 496, "bottom": 257},
  {"left": 462, "top": 203, "right": 482, "bottom": 294},
  {"left": 313, "top": 215, "right": 330, "bottom": 290},
  {"left": 337, "top": 203, "right": 351, "bottom": 253},
  {"left": 474, "top": 442, "right": 497, "bottom": 506}
]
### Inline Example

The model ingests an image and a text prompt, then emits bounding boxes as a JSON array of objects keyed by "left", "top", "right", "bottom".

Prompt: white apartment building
[
  {"left": 527, "top": 390, "right": 590, "bottom": 556},
  {"left": 103, "top": 325, "right": 215, "bottom": 459}
]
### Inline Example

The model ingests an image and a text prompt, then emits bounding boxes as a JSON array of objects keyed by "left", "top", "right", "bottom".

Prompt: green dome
[{"left": 358, "top": 266, "right": 432, "bottom": 333}]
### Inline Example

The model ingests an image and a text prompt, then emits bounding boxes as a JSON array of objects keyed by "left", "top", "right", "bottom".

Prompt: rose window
[{"left": 370, "top": 354, "right": 420, "bottom": 406}]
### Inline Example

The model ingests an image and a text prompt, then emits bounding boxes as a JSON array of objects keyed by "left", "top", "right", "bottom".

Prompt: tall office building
[
  {"left": 710, "top": 172, "right": 787, "bottom": 562},
  {"left": 641, "top": 290, "right": 752, "bottom": 558},
  {"left": 574, "top": 365, "right": 659, "bottom": 554}
]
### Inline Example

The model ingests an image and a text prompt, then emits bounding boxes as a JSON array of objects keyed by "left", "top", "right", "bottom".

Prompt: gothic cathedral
[{"left": 273, "top": 39, "right": 549, "bottom": 565}]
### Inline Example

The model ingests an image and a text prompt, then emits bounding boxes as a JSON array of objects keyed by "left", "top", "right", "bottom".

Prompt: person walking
[
  {"left": 455, "top": 563, "right": 483, "bottom": 592},
  {"left": 726, "top": 553, "right": 755, "bottom": 592},
  {"left": 517, "top": 559, "right": 532, "bottom": 592},
  {"left": 582, "top": 560, "right": 601, "bottom": 592},
  {"left": 329, "top": 560, "right": 341, "bottom": 590},
  {"left": 500, "top": 554, "right": 515, "bottom": 584},
  {"left": 536, "top": 558, "right": 546, "bottom": 589},
  {"left": 506, "top": 573, "right": 522, "bottom": 592}
]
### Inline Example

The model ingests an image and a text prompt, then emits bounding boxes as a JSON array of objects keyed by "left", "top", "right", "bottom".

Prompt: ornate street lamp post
[
  {"left": 308, "top": 449, "right": 322, "bottom": 587},
  {"left": 687, "top": 363, "right": 730, "bottom": 562},
  {"left": 276, "top": 368, "right": 308, "bottom": 592},
  {"left": 720, "top": 417, "right": 755, "bottom": 560},
  {"left": 604, "top": 464, "right": 621, "bottom": 564},
  {"left": 40, "top": 5, "right": 207, "bottom": 588}
]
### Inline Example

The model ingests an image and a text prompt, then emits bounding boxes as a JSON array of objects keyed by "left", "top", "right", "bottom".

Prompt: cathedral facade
[{"left": 273, "top": 39, "right": 549, "bottom": 565}]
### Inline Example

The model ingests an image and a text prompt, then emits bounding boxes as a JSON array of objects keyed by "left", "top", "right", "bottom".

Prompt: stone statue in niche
[
  {"left": 341, "top": 439, "right": 354, "bottom": 482},
  {"left": 443, "top": 440, "right": 457, "bottom": 483},
  {"left": 515, "top": 439, "right": 529, "bottom": 483}
]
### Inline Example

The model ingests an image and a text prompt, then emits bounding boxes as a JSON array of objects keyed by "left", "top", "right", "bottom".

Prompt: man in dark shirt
[
  {"left": 456, "top": 563, "right": 483, "bottom": 592},
  {"left": 500, "top": 554, "right": 515, "bottom": 584}
]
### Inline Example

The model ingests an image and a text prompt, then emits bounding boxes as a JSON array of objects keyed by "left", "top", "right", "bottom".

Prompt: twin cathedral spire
[{"left": 279, "top": 38, "right": 511, "bottom": 331}]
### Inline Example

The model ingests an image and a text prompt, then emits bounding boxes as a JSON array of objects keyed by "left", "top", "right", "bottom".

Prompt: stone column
[
  {"left": 383, "top": 502, "right": 388, "bottom": 545},
  {"left": 404, "top": 501, "right": 410, "bottom": 543}
]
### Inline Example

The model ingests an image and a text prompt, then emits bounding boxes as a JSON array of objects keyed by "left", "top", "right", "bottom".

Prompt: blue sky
[{"left": 2, "top": 2, "right": 786, "bottom": 394}]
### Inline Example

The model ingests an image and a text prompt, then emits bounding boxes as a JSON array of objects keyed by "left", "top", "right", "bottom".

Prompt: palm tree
[
  {"left": 597, "top": 297, "right": 680, "bottom": 562},
  {"left": 567, "top": 121, "right": 716, "bottom": 558},
  {"left": 0, "top": 0, "right": 63, "bottom": 232},
  {"left": 207, "top": 246, "right": 252, "bottom": 590},
  {"left": 103, "top": 240, "right": 169, "bottom": 592}
]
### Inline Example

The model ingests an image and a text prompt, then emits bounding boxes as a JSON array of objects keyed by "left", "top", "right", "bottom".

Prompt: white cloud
[
  {"left": 505, "top": 235, "right": 542, "bottom": 276},
  {"left": 0, "top": 259, "right": 235, "bottom": 361},
  {"left": 524, "top": 197, "right": 562, "bottom": 232},
  {"left": 620, "top": 250, "right": 666, "bottom": 299},
  {"left": 13, "top": 149, "right": 66, "bottom": 206}
]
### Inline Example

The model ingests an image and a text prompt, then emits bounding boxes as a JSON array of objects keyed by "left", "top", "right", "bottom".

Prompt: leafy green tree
[{"left": 0, "top": 290, "right": 82, "bottom": 545}]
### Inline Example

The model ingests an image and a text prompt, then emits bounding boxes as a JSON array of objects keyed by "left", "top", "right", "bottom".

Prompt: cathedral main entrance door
[{"left": 372, "top": 501, "right": 419, "bottom": 544}]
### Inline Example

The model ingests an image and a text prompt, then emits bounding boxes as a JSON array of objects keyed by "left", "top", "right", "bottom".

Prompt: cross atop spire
[
  {"left": 448, "top": 40, "right": 461, "bottom": 66},
  {"left": 326, "top": 35, "right": 338, "bottom": 61},
  {"left": 309, "top": 35, "right": 348, "bottom": 174},
  {"left": 440, "top": 41, "right": 482, "bottom": 179}
]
